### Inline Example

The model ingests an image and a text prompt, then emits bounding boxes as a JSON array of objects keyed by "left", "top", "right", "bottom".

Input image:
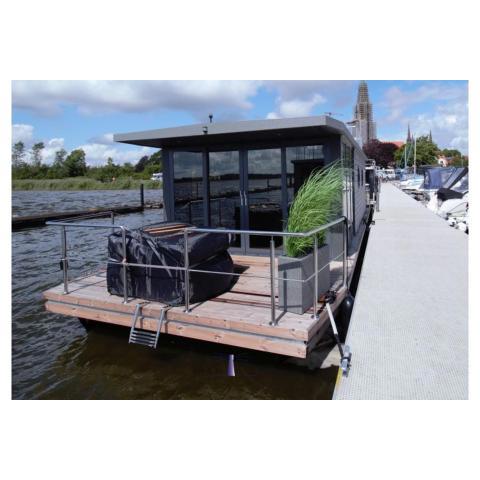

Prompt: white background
[{"left": 0, "top": 1, "right": 478, "bottom": 479}]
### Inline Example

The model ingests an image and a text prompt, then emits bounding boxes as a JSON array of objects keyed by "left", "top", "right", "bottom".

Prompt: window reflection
[
  {"left": 247, "top": 148, "right": 282, "bottom": 248},
  {"left": 286, "top": 145, "right": 324, "bottom": 206},
  {"left": 173, "top": 151, "right": 204, "bottom": 225},
  {"left": 209, "top": 151, "right": 241, "bottom": 246}
]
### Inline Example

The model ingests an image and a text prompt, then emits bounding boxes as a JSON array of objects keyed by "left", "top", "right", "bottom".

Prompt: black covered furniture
[{"left": 107, "top": 222, "right": 233, "bottom": 305}]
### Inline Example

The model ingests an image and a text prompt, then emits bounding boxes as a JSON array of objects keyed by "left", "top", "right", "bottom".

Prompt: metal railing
[{"left": 47, "top": 213, "right": 348, "bottom": 326}]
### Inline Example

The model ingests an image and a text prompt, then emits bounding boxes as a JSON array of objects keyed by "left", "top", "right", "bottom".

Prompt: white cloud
[
  {"left": 76, "top": 143, "right": 156, "bottom": 166},
  {"left": 88, "top": 132, "right": 114, "bottom": 144},
  {"left": 264, "top": 80, "right": 355, "bottom": 119},
  {"left": 411, "top": 101, "right": 468, "bottom": 153},
  {"left": 12, "top": 124, "right": 34, "bottom": 144},
  {"left": 381, "top": 83, "right": 467, "bottom": 123},
  {"left": 43, "top": 138, "right": 65, "bottom": 163},
  {"left": 268, "top": 93, "right": 326, "bottom": 119},
  {"left": 265, "top": 80, "right": 356, "bottom": 107},
  {"left": 12, "top": 80, "right": 261, "bottom": 118},
  {"left": 379, "top": 83, "right": 468, "bottom": 153}
]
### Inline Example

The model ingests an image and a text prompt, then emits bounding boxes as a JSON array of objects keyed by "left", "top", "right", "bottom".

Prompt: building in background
[{"left": 347, "top": 81, "right": 377, "bottom": 146}]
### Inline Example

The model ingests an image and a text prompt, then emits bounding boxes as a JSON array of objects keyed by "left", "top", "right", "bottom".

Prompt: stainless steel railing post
[
  {"left": 269, "top": 237, "right": 276, "bottom": 326},
  {"left": 111, "top": 211, "right": 115, "bottom": 234},
  {"left": 312, "top": 234, "right": 319, "bottom": 319},
  {"left": 121, "top": 227, "right": 128, "bottom": 303},
  {"left": 184, "top": 229, "right": 190, "bottom": 312},
  {"left": 342, "top": 217, "right": 348, "bottom": 287},
  {"left": 61, "top": 226, "right": 68, "bottom": 294}
]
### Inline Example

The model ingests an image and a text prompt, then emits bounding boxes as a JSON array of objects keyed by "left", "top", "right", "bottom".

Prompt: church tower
[{"left": 350, "top": 81, "right": 377, "bottom": 145}]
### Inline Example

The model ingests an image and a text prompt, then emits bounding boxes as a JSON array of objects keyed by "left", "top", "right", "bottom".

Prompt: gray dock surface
[{"left": 334, "top": 183, "right": 468, "bottom": 399}]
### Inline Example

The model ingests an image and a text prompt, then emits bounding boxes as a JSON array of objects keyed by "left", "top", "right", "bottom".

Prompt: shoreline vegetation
[
  {"left": 12, "top": 177, "right": 162, "bottom": 191},
  {"left": 12, "top": 144, "right": 164, "bottom": 191}
]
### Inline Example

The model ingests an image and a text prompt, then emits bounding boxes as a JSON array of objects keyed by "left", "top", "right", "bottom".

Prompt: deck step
[{"left": 128, "top": 303, "right": 167, "bottom": 349}]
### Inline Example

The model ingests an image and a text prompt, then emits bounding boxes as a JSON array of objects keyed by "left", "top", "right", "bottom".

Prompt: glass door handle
[{"left": 240, "top": 191, "right": 246, "bottom": 206}]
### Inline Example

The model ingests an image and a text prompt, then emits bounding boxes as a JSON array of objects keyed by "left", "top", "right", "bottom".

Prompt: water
[{"left": 12, "top": 190, "right": 337, "bottom": 399}]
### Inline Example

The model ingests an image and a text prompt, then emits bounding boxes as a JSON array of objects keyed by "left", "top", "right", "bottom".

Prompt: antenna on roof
[{"left": 208, "top": 113, "right": 213, "bottom": 123}]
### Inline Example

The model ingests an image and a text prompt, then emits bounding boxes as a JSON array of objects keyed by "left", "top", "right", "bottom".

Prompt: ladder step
[
  {"left": 129, "top": 330, "right": 157, "bottom": 346},
  {"left": 130, "top": 338, "right": 156, "bottom": 346},
  {"left": 128, "top": 304, "right": 168, "bottom": 349},
  {"left": 130, "top": 330, "right": 156, "bottom": 338}
]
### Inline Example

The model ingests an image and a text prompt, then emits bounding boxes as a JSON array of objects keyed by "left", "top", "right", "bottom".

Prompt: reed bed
[{"left": 12, "top": 177, "right": 162, "bottom": 191}]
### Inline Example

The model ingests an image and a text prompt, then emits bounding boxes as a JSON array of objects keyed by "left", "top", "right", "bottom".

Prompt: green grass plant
[{"left": 285, "top": 161, "right": 344, "bottom": 257}]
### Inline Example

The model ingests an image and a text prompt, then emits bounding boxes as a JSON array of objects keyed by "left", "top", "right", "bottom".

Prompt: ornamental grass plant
[{"left": 285, "top": 161, "right": 344, "bottom": 257}]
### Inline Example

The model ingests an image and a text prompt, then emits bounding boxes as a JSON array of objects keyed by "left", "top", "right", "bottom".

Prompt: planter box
[{"left": 278, "top": 245, "right": 330, "bottom": 315}]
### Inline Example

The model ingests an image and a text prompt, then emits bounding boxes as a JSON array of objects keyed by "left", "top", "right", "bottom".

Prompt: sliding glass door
[
  {"left": 208, "top": 150, "right": 242, "bottom": 247},
  {"left": 172, "top": 144, "right": 326, "bottom": 253},
  {"left": 172, "top": 150, "right": 204, "bottom": 225},
  {"left": 245, "top": 148, "right": 284, "bottom": 249}
]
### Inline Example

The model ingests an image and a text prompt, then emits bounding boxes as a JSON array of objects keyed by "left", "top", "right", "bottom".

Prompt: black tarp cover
[
  {"left": 436, "top": 187, "right": 464, "bottom": 202},
  {"left": 107, "top": 223, "right": 234, "bottom": 305}
]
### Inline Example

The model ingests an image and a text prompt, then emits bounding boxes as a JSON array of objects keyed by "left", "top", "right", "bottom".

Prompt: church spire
[
  {"left": 407, "top": 124, "right": 411, "bottom": 143},
  {"left": 428, "top": 129, "right": 433, "bottom": 143}
]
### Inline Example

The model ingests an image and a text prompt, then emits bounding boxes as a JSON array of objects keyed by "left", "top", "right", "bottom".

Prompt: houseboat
[{"left": 43, "top": 115, "right": 371, "bottom": 360}]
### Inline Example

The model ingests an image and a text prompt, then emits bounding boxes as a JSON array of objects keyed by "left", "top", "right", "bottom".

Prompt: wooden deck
[{"left": 43, "top": 254, "right": 349, "bottom": 358}]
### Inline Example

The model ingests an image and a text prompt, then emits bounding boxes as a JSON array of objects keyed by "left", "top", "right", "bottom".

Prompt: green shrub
[{"left": 285, "top": 161, "right": 344, "bottom": 258}]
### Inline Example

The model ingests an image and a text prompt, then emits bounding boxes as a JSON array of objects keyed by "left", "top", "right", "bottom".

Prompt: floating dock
[
  {"left": 12, "top": 205, "right": 146, "bottom": 230},
  {"left": 43, "top": 254, "right": 356, "bottom": 358},
  {"left": 334, "top": 183, "right": 468, "bottom": 399}
]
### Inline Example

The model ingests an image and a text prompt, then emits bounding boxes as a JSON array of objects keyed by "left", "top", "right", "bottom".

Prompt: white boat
[
  {"left": 150, "top": 172, "right": 163, "bottom": 182},
  {"left": 426, "top": 169, "right": 468, "bottom": 218},
  {"left": 399, "top": 175, "right": 424, "bottom": 191}
]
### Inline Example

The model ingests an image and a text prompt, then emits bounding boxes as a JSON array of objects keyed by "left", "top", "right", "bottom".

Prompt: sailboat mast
[{"left": 413, "top": 135, "right": 417, "bottom": 175}]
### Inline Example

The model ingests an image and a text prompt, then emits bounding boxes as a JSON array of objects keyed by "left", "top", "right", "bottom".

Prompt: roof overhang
[{"left": 114, "top": 115, "right": 361, "bottom": 150}]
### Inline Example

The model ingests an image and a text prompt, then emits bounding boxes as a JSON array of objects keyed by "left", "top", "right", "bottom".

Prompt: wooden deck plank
[
  {"left": 45, "top": 300, "right": 307, "bottom": 358},
  {"left": 44, "top": 276, "right": 315, "bottom": 341}
]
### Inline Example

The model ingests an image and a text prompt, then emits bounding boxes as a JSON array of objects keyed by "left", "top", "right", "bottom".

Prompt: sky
[{"left": 11, "top": 80, "right": 468, "bottom": 166}]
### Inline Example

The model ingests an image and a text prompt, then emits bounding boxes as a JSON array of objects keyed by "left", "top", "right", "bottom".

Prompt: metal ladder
[{"left": 128, "top": 303, "right": 167, "bottom": 348}]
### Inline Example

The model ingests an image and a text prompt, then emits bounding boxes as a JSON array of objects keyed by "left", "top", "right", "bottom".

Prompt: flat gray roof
[{"left": 114, "top": 115, "right": 362, "bottom": 149}]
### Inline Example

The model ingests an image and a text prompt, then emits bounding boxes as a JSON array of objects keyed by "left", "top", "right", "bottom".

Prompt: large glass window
[
  {"left": 247, "top": 148, "right": 283, "bottom": 248},
  {"left": 208, "top": 150, "right": 241, "bottom": 246},
  {"left": 286, "top": 145, "right": 324, "bottom": 206},
  {"left": 173, "top": 151, "right": 204, "bottom": 225}
]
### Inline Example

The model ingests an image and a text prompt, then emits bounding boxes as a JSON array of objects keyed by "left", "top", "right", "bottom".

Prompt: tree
[
  {"left": 363, "top": 139, "right": 398, "bottom": 168},
  {"left": 64, "top": 149, "right": 87, "bottom": 177},
  {"left": 394, "top": 135, "right": 439, "bottom": 167},
  {"left": 50, "top": 148, "right": 68, "bottom": 178},
  {"left": 441, "top": 148, "right": 462, "bottom": 158},
  {"left": 134, "top": 150, "right": 162, "bottom": 172},
  {"left": 413, "top": 135, "right": 439, "bottom": 165},
  {"left": 120, "top": 162, "right": 135, "bottom": 176},
  {"left": 149, "top": 150, "right": 162, "bottom": 169},
  {"left": 12, "top": 141, "right": 26, "bottom": 167},
  {"left": 31, "top": 142, "right": 45, "bottom": 167},
  {"left": 134, "top": 155, "right": 151, "bottom": 172}
]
